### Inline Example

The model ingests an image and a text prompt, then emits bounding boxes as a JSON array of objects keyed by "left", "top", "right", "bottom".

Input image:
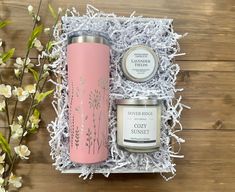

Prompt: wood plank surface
[
  {"left": 2, "top": 63, "right": 235, "bottom": 130},
  {"left": 0, "top": 0, "right": 235, "bottom": 60},
  {"left": 0, "top": 0, "right": 235, "bottom": 191},
  {"left": 20, "top": 129, "right": 235, "bottom": 164},
  {"left": 14, "top": 130, "right": 235, "bottom": 192}
]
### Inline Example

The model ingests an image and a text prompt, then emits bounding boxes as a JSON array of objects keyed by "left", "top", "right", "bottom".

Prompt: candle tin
[
  {"left": 116, "top": 98, "right": 161, "bottom": 153},
  {"left": 122, "top": 45, "right": 159, "bottom": 82}
]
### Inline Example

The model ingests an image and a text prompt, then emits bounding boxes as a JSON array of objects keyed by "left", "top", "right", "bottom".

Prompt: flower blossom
[
  {"left": 0, "top": 101, "right": 5, "bottom": 112},
  {"left": 9, "top": 173, "right": 22, "bottom": 188},
  {"left": 14, "top": 145, "right": 30, "bottom": 160},
  {"left": 12, "top": 87, "right": 29, "bottom": 101},
  {"left": 0, "top": 84, "right": 11, "bottom": 98},
  {"left": 14, "top": 57, "right": 33, "bottom": 73},
  {"left": 27, "top": 5, "right": 33, "bottom": 14},
  {"left": 33, "top": 38, "right": 43, "bottom": 51},
  {"left": 24, "top": 84, "right": 36, "bottom": 94},
  {"left": 0, "top": 154, "right": 5, "bottom": 164},
  {"left": 10, "top": 123, "right": 23, "bottom": 140}
]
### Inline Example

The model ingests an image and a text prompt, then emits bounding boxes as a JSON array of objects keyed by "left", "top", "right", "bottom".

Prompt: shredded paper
[{"left": 47, "top": 5, "right": 186, "bottom": 180}]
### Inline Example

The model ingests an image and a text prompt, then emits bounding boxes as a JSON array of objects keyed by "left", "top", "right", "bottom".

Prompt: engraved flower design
[
  {"left": 89, "top": 89, "right": 101, "bottom": 110},
  {"left": 98, "top": 78, "right": 109, "bottom": 91}
]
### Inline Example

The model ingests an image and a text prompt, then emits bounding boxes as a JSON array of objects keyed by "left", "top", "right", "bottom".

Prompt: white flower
[
  {"left": 29, "top": 115, "right": 40, "bottom": 127},
  {"left": 0, "top": 177, "right": 4, "bottom": 185},
  {"left": 14, "top": 145, "right": 30, "bottom": 160},
  {"left": 44, "top": 28, "right": 50, "bottom": 34},
  {"left": 43, "top": 64, "right": 49, "bottom": 71},
  {"left": 36, "top": 15, "right": 40, "bottom": 22},
  {"left": 0, "top": 186, "right": 6, "bottom": 192},
  {"left": 58, "top": 7, "right": 63, "bottom": 14},
  {"left": 17, "top": 115, "right": 23, "bottom": 124},
  {"left": 0, "top": 39, "right": 2, "bottom": 47},
  {"left": 0, "top": 154, "right": 5, "bottom": 164},
  {"left": 27, "top": 5, "right": 33, "bottom": 14},
  {"left": 14, "top": 69, "right": 20, "bottom": 78},
  {"left": 33, "top": 38, "right": 43, "bottom": 51},
  {"left": 0, "top": 165, "right": 4, "bottom": 175},
  {"left": 42, "top": 71, "right": 49, "bottom": 78},
  {"left": 14, "top": 57, "right": 33, "bottom": 73},
  {"left": 0, "top": 101, "right": 5, "bottom": 112},
  {"left": 24, "top": 84, "right": 36, "bottom": 94},
  {"left": 10, "top": 123, "right": 23, "bottom": 140},
  {"left": 12, "top": 87, "right": 29, "bottom": 101},
  {"left": 9, "top": 173, "right": 22, "bottom": 188},
  {"left": 0, "top": 84, "right": 11, "bottom": 98}
]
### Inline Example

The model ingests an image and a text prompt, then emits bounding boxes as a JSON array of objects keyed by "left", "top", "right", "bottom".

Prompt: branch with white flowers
[{"left": 0, "top": 2, "right": 62, "bottom": 191}]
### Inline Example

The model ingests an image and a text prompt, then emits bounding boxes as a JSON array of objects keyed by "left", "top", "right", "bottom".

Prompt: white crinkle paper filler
[{"left": 47, "top": 5, "right": 186, "bottom": 180}]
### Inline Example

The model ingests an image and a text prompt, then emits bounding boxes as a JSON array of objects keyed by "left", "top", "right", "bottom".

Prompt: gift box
[{"left": 47, "top": 5, "right": 185, "bottom": 180}]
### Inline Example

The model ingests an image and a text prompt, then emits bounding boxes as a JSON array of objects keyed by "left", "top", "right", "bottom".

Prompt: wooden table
[{"left": 0, "top": 0, "right": 235, "bottom": 191}]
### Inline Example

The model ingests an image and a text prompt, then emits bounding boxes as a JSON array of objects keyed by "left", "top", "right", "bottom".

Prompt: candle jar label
[{"left": 123, "top": 106, "right": 158, "bottom": 147}]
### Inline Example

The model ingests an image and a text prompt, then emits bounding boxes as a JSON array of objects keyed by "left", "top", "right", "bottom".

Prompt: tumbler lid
[{"left": 68, "top": 35, "right": 110, "bottom": 46}]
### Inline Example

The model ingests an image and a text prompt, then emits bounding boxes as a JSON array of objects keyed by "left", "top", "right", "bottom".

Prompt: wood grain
[
  {"left": 18, "top": 129, "right": 235, "bottom": 164},
  {"left": 12, "top": 130, "right": 235, "bottom": 192},
  {"left": 177, "top": 71, "right": 235, "bottom": 99},
  {"left": 2, "top": 64, "right": 235, "bottom": 130},
  {"left": 0, "top": 0, "right": 235, "bottom": 60},
  {"left": 15, "top": 162, "right": 235, "bottom": 192},
  {"left": 0, "top": 0, "right": 235, "bottom": 191},
  {"left": 179, "top": 61, "right": 235, "bottom": 72}
]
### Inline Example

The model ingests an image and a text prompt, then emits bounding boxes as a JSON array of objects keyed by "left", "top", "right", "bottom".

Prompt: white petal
[
  {"left": 16, "top": 57, "right": 23, "bottom": 65},
  {"left": 14, "top": 181, "right": 22, "bottom": 188},
  {"left": 0, "top": 178, "right": 4, "bottom": 185},
  {"left": 44, "top": 28, "right": 50, "bottom": 34},
  {"left": 28, "top": 5, "right": 33, "bottom": 13},
  {"left": 58, "top": 7, "right": 63, "bottom": 13},
  {"left": 25, "top": 58, "right": 31, "bottom": 65}
]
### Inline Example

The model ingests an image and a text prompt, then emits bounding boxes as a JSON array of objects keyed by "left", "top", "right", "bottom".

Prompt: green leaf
[
  {"left": 46, "top": 40, "right": 54, "bottom": 52},
  {"left": 0, "top": 20, "right": 11, "bottom": 29},
  {"left": 29, "top": 68, "right": 39, "bottom": 81},
  {"left": 35, "top": 89, "right": 54, "bottom": 103},
  {"left": 0, "top": 132, "right": 11, "bottom": 158},
  {"left": 28, "top": 126, "right": 38, "bottom": 134},
  {"left": 48, "top": 4, "right": 57, "bottom": 19},
  {"left": 33, "top": 108, "right": 40, "bottom": 118},
  {"left": 1, "top": 48, "right": 15, "bottom": 63},
  {"left": 27, "top": 24, "right": 43, "bottom": 49}
]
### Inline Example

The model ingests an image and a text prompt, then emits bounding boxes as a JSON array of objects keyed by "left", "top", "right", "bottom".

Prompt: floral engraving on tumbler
[
  {"left": 69, "top": 81, "right": 75, "bottom": 149},
  {"left": 67, "top": 35, "right": 110, "bottom": 164},
  {"left": 85, "top": 128, "right": 93, "bottom": 154},
  {"left": 88, "top": 89, "right": 100, "bottom": 154},
  {"left": 98, "top": 78, "right": 109, "bottom": 151},
  {"left": 74, "top": 127, "right": 80, "bottom": 149},
  {"left": 73, "top": 77, "right": 86, "bottom": 149}
]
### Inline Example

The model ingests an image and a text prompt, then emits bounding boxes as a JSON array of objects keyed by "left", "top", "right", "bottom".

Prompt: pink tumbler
[{"left": 67, "top": 35, "right": 110, "bottom": 164}]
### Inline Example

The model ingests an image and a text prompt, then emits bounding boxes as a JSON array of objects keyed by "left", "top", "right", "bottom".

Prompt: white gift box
[{"left": 47, "top": 5, "right": 185, "bottom": 179}]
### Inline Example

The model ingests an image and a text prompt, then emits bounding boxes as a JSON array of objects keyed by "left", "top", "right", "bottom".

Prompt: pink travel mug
[{"left": 67, "top": 35, "right": 110, "bottom": 164}]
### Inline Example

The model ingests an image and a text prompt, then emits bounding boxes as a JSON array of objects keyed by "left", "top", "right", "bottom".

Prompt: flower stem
[
  {"left": 5, "top": 99, "right": 11, "bottom": 140},
  {"left": 3, "top": 1, "right": 43, "bottom": 187},
  {"left": 11, "top": 0, "right": 43, "bottom": 125},
  {"left": 6, "top": 9, "right": 61, "bottom": 178},
  {"left": 0, "top": 74, "right": 11, "bottom": 139}
]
